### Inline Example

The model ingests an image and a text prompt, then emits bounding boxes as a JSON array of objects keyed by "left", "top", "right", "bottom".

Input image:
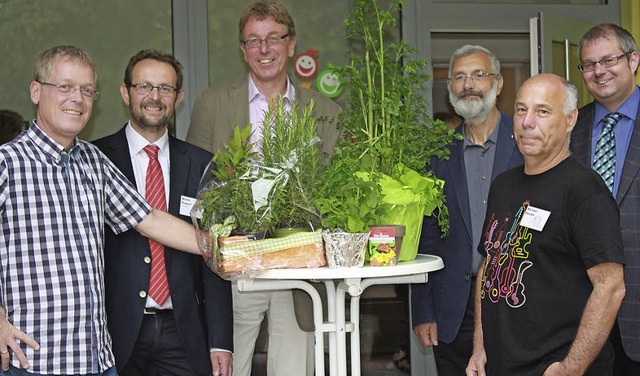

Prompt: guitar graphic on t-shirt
[
  {"left": 506, "top": 260, "right": 533, "bottom": 308},
  {"left": 480, "top": 219, "right": 499, "bottom": 300},
  {"left": 484, "top": 201, "right": 534, "bottom": 305},
  {"left": 487, "top": 203, "right": 528, "bottom": 302}
]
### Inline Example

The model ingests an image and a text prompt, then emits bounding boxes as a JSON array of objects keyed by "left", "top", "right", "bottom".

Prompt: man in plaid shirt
[{"left": 0, "top": 46, "right": 202, "bottom": 375}]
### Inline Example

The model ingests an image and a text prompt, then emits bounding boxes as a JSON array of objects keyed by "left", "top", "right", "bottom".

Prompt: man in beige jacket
[{"left": 186, "top": 1, "right": 341, "bottom": 375}]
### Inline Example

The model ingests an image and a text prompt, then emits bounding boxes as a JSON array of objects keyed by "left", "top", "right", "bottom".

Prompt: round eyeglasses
[{"left": 130, "top": 83, "right": 177, "bottom": 97}]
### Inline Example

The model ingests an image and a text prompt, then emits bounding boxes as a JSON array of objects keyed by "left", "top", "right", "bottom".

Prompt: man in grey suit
[
  {"left": 411, "top": 45, "right": 522, "bottom": 375},
  {"left": 186, "top": 1, "right": 340, "bottom": 375},
  {"left": 571, "top": 23, "right": 640, "bottom": 375}
]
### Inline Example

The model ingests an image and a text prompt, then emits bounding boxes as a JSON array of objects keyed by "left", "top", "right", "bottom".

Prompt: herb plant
[
  {"left": 260, "top": 99, "right": 323, "bottom": 231},
  {"left": 197, "top": 125, "right": 270, "bottom": 233},
  {"left": 336, "top": 0, "right": 455, "bottom": 177},
  {"left": 316, "top": 148, "right": 386, "bottom": 233},
  {"left": 324, "top": 0, "right": 457, "bottom": 236}
]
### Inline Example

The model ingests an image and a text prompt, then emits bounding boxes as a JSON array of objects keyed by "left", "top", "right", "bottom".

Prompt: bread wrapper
[{"left": 192, "top": 217, "right": 324, "bottom": 280}]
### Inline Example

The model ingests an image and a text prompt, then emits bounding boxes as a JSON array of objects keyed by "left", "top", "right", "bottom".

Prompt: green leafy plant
[
  {"left": 197, "top": 99, "right": 326, "bottom": 237},
  {"left": 197, "top": 125, "right": 270, "bottom": 233},
  {"left": 319, "top": 0, "right": 457, "bottom": 240},
  {"left": 335, "top": 0, "right": 455, "bottom": 178},
  {"left": 260, "top": 99, "right": 323, "bottom": 231},
  {"left": 316, "top": 148, "right": 386, "bottom": 233}
]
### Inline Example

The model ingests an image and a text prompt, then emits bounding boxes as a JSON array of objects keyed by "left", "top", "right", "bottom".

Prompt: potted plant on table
[
  {"left": 197, "top": 125, "right": 270, "bottom": 238},
  {"left": 315, "top": 147, "right": 386, "bottom": 267},
  {"left": 321, "top": 0, "right": 458, "bottom": 263},
  {"left": 193, "top": 125, "right": 272, "bottom": 278},
  {"left": 192, "top": 100, "right": 328, "bottom": 279},
  {"left": 261, "top": 99, "right": 324, "bottom": 236}
]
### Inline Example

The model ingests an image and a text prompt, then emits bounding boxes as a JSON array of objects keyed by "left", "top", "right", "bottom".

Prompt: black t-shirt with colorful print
[{"left": 478, "top": 156, "right": 624, "bottom": 375}]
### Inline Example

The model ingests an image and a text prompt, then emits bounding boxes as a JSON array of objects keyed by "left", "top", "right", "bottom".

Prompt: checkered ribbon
[
  {"left": 593, "top": 112, "right": 622, "bottom": 192},
  {"left": 144, "top": 145, "right": 170, "bottom": 305},
  {"left": 220, "top": 230, "right": 322, "bottom": 260}
]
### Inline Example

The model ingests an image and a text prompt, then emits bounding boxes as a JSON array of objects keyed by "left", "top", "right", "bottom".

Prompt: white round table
[{"left": 236, "top": 254, "right": 444, "bottom": 376}]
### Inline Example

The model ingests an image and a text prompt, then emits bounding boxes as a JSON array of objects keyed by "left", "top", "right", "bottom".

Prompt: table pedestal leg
[
  {"left": 237, "top": 279, "right": 326, "bottom": 375},
  {"left": 350, "top": 294, "right": 362, "bottom": 376},
  {"left": 336, "top": 282, "right": 348, "bottom": 375},
  {"left": 347, "top": 274, "right": 431, "bottom": 375},
  {"left": 324, "top": 280, "right": 337, "bottom": 376}
]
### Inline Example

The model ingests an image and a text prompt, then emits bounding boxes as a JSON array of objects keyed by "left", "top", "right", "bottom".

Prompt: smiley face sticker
[
  {"left": 294, "top": 50, "right": 319, "bottom": 79},
  {"left": 316, "top": 67, "right": 342, "bottom": 98}
]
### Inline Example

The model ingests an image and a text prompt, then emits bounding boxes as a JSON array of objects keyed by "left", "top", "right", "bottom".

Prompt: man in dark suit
[
  {"left": 186, "top": 2, "right": 341, "bottom": 375},
  {"left": 94, "top": 50, "right": 233, "bottom": 376},
  {"left": 571, "top": 23, "right": 640, "bottom": 375},
  {"left": 411, "top": 45, "right": 523, "bottom": 375}
]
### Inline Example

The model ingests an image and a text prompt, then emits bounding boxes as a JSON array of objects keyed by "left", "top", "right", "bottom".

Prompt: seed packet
[{"left": 368, "top": 226, "right": 398, "bottom": 266}]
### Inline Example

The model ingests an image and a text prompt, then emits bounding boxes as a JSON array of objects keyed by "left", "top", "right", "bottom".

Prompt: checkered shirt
[{"left": 0, "top": 122, "right": 152, "bottom": 374}]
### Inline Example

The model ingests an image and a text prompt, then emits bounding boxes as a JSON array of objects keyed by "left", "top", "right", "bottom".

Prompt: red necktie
[{"left": 143, "top": 145, "right": 170, "bottom": 306}]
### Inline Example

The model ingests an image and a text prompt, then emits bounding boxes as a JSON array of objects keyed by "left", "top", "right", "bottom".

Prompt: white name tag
[
  {"left": 180, "top": 195, "right": 200, "bottom": 218},
  {"left": 520, "top": 205, "right": 550, "bottom": 232}
]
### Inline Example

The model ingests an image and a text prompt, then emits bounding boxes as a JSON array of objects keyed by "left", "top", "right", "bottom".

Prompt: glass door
[{"left": 530, "top": 12, "right": 594, "bottom": 107}]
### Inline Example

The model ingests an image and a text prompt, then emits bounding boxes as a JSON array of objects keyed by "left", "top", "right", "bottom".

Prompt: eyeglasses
[
  {"left": 448, "top": 71, "right": 498, "bottom": 84},
  {"left": 242, "top": 34, "right": 290, "bottom": 49},
  {"left": 130, "top": 83, "right": 177, "bottom": 97},
  {"left": 38, "top": 81, "right": 99, "bottom": 100},
  {"left": 578, "top": 52, "right": 631, "bottom": 72}
]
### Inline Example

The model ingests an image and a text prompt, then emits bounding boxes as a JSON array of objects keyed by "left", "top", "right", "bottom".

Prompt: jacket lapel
[
  {"left": 447, "top": 132, "right": 472, "bottom": 239},
  {"left": 617, "top": 107, "right": 640, "bottom": 203},
  {"left": 167, "top": 136, "right": 189, "bottom": 217},
  {"left": 230, "top": 77, "right": 250, "bottom": 129},
  {"left": 492, "top": 114, "right": 518, "bottom": 180},
  {"left": 108, "top": 129, "right": 190, "bottom": 217},
  {"left": 453, "top": 113, "right": 520, "bottom": 241},
  {"left": 108, "top": 126, "right": 136, "bottom": 184},
  {"left": 573, "top": 102, "right": 640, "bottom": 204},
  {"left": 572, "top": 103, "right": 595, "bottom": 166}
]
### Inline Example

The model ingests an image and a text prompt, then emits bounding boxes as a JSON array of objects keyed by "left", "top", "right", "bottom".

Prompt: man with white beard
[{"left": 411, "top": 45, "right": 523, "bottom": 375}]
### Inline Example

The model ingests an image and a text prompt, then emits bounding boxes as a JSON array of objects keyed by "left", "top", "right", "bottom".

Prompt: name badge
[
  {"left": 180, "top": 195, "right": 201, "bottom": 218},
  {"left": 520, "top": 205, "right": 550, "bottom": 232}
]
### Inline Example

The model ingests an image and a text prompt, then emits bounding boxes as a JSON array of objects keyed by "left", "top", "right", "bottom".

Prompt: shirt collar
[
  {"left": 594, "top": 85, "right": 640, "bottom": 124},
  {"left": 125, "top": 122, "right": 169, "bottom": 158},
  {"left": 27, "top": 120, "right": 81, "bottom": 164},
  {"left": 462, "top": 117, "right": 500, "bottom": 148},
  {"left": 248, "top": 75, "right": 296, "bottom": 104}
]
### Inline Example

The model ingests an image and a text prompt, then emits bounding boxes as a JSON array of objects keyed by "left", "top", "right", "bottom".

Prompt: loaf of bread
[
  {"left": 220, "top": 242, "right": 325, "bottom": 274},
  {"left": 214, "top": 231, "right": 326, "bottom": 278}
]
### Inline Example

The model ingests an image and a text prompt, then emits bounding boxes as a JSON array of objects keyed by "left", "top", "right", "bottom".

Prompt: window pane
[
  {"left": 0, "top": 0, "right": 173, "bottom": 141},
  {"left": 207, "top": 0, "right": 351, "bottom": 95},
  {"left": 433, "top": 0, "right": 603, "bottom": 3}
]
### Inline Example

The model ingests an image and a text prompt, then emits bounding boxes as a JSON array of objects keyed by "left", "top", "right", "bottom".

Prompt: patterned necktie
[
  {"left": 143, "top": 145, "right": 170, "bottom": 306},
  {"left": 593, "top": 112, "right": 622, "bottom": 192}
]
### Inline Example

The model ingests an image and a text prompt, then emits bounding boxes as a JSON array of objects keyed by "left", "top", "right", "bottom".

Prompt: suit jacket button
[
  {"left": 139, "top": 291, "right": 147, "bottom": 298},
  {"left": 144, "top": 256, "right": 151, "bottom": 264},
  {"left": 465, "top": 274, "right": 471, "bottom": 281}
]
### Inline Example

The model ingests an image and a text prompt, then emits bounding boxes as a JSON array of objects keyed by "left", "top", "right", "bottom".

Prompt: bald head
[{"left": 513, "top": 74, "right": 578, "bottom": 174}]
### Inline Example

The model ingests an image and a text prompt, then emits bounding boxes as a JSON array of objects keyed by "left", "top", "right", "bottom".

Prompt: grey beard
[{"left": 450, "top": 83, "right": 498, "bottom": 122}]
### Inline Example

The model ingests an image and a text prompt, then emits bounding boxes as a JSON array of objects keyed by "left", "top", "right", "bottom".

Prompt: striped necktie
[
  {"left": 143, "top": 145, "right": 170, "bottom": 306},
  {"left": 593, "top": 112, "right": 622, "bottom": 192}
]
